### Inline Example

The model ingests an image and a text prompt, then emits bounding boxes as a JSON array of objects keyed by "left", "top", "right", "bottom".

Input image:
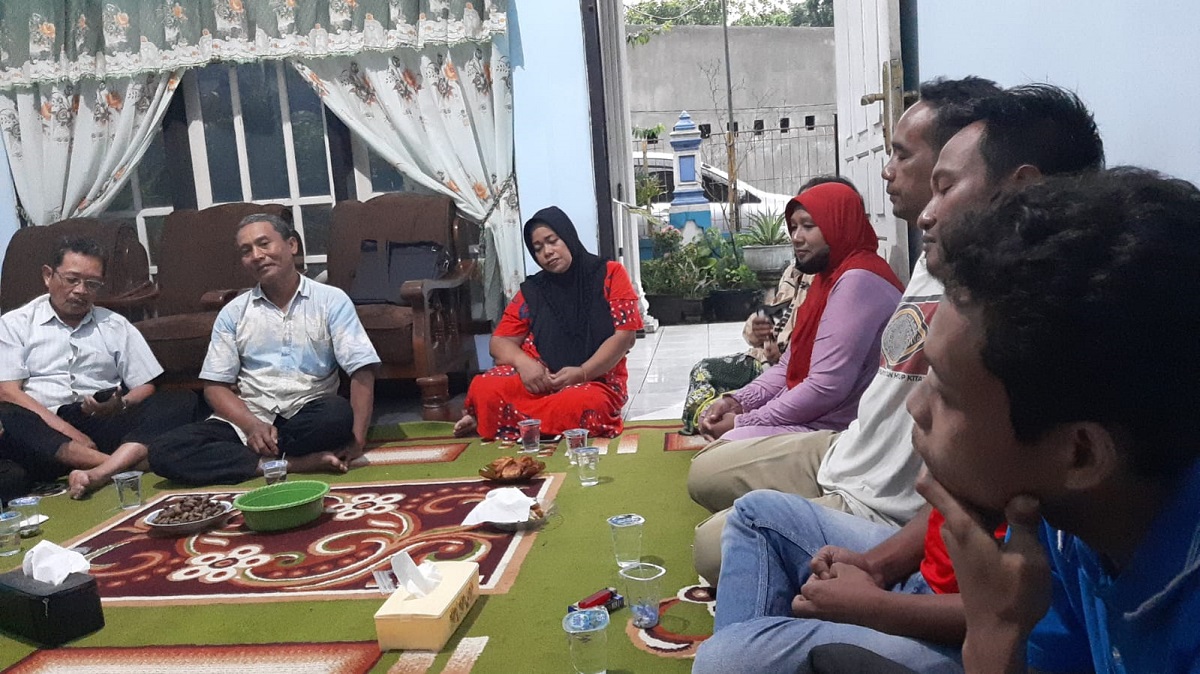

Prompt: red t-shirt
[{"left": 920, "top": 509, "right": 1008, "bottom": 594}]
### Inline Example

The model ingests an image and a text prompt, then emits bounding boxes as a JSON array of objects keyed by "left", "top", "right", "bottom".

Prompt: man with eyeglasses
[{"left": 0, "top": 237, "right": 195, "bottom": 499}]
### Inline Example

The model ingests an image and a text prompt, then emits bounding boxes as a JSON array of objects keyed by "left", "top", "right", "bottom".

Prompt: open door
[{"left": 833, "top": 0, "right": 909, "bottom": 282}]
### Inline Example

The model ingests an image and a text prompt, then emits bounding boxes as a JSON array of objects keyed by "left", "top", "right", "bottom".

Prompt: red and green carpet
[{"left": 0, "top": 421, "right": 714, "bottom": 673}]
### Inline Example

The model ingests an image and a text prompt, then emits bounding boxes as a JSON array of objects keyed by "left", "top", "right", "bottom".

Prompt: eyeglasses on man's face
[{"left": 53, "top": 270, "right": 105, "bottom": 292}]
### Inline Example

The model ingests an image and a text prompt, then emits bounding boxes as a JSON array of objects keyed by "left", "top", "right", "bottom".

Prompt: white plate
[{"left": 144, "top": 500, "right": 235, "bottom": 536}]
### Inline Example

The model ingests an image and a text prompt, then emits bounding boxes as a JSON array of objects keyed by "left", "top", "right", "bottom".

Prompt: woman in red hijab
[{"left": 699, "top": 182, "right": 903, "bottom": 440}]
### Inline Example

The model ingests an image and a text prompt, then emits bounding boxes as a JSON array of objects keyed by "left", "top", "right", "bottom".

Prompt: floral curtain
[
  {"left": 293, "top": 36, "right": 522, "bottom": 316},
  {"left": 0, "top": 1, "right": 518, "bottom": 314},
  {"left": 0, "top": 1, "right": 509, "bottom": 88},
  {"left": 0, "top": 70, "right": 180, "bottom": 225}
]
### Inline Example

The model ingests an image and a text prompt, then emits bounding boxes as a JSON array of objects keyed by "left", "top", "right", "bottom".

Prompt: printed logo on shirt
[{"left": 878, "top": 299, "right": 940, "bottom": 376}]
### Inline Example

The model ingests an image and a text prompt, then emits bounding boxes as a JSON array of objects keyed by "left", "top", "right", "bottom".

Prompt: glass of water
[
  {"left": 518, "top": 419, "right": 541, "bottom": 454},
  {"left": 575, "top": 446, "right": 600, "bottom": 487},
  {"left": 0, "top": 512, "right": 20, "bottom": 556},
  {"left": 563, "top": 428, "right": 589, "bottom": 466},
  {"left": 563, "top": 607, "right": 609, "bottom": 674}
]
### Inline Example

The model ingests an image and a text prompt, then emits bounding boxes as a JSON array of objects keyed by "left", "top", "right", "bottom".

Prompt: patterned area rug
[
  {"left": 5, "top": 642, "right": 381, "bottom": 674},
  {"left": 65, "top": 477, "right": 559, "bottom": 606},
  {"left": 356, "top": 441, "right": 470, "bottom": 466}
]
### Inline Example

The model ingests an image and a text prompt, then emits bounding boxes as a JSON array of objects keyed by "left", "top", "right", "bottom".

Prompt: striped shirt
[{"left": 0, "top": 294, "right": 163, "bottom": 412}]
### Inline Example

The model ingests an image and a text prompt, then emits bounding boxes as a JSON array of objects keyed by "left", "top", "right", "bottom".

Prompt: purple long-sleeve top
[{"left": 727, "top": 269, "right": 900, "bottom": 438}]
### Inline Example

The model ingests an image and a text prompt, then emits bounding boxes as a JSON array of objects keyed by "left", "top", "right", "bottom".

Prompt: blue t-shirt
[{"left": 1027, "top": 460, "right": 1200, "bottom": 673}]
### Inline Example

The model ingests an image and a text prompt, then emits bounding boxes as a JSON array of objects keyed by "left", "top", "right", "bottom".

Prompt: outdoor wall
[
  {"left": 626, "top": 25, "right": 837, "bottom": 195},
  {"left": 918, "top": 0, "right": 1200, "bottom": 186},
  {"left": 626, "top": 25, "right": 836, "bottom": 132},
  {"left": 510, "top": 0, "right": 599, "bottom": 274}
]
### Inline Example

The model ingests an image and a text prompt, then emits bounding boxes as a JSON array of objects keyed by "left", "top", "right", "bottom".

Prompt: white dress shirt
[{"left": 0, "top": 294, "right": 163, "bottom": 412}]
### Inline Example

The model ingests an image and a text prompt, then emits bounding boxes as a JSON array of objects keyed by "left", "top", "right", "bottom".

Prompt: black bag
[
  {"left": 348, "top": 239, "right": 452, "bottom": 307},
  {"left": 348, "top": 239, "right": 392, "bottom": 304},
  {"left": 0, "top": 570, "right": 105, "bottom": 646},
  {"left": 385, "top": 241, "right": 453, "bottom": 306}
]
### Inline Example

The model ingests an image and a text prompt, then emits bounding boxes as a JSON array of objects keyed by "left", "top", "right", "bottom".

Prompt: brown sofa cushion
[
  {"left": 135, "top": 311, "right": 221, "bottom": 376},
  {"left": 155, "top": 204, "right": 293, "bottom": 317},
  {"left": 1, "top": 219, "right": 150, "bottom": 313},
  {"left": 352, "top": 304, "right": 414, "bottom": 364}
]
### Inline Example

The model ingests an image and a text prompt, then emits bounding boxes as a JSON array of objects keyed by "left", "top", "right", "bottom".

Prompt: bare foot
[
  {"left": 68, "top": 469, "right": 95, "bottom": 499},
  {"left": 286, "top": 452, "right": 349, "bottom": 475},
  {"left": 453, "top": 414, "right": 478, "bottom": 437}
]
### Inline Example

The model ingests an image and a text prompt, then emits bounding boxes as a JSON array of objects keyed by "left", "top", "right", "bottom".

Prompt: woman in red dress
[{"left": 454, "top": 206, "right": 643, "bottom": 440}]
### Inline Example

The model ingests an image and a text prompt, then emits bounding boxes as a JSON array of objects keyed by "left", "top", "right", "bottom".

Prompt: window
[
  {"left": 698, "top": 123, "right": 711, "bottom": 139},
  {"left": 753, "top": 119, "right": 764, "bottom": 136},
  {"left": 100, "top": 130, "right": 174, "bottom": 271},
  {"left": 103, "top": 60, "right": 437, "bottom": 276},
  {"left": 805, "top": 115, "right": 815, "bottom": 130},
  {"left": 183, "top": 61, "right": 336, "bottom": 270},
  {"left": 780, "top": 117, "right": 791, "bottom": 133}
]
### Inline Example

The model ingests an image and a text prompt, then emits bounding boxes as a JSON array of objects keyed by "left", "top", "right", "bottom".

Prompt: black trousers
[
  {"left": 148, "top": 395, "right": 354, "bottom": 486},
  {"left": 0, "top": 390, "right": 198, "bottom": 482}
]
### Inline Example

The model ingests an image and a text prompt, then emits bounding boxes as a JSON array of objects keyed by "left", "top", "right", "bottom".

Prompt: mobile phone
[
  {"left": 93, "top": 386, "right": 120, "bottom": 403},
  {"left": 758, "top": 302, "right": 787, "bottom": 319}
]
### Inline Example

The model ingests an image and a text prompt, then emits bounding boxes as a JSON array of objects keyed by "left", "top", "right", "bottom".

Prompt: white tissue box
[{"left": 374, "top": 561, "right": 480, "bottom": 651}]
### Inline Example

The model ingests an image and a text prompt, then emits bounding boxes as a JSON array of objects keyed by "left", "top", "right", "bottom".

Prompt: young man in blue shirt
[{"left": 916, "top": 169, "right": 1200, "bottom": 672}]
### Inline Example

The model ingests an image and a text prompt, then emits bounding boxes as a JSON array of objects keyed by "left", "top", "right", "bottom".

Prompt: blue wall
[
  {"left": 510, "top": 0, "right": 599, "bottom": 275},
  {"left": 0, "top": 147, "right": 16, "bottom": 274},
  {"left": 918, "top": 0, "right": 1200, "bottom": 186}
]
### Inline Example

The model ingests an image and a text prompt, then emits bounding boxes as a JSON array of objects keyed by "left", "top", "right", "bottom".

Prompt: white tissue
[
  {"left": 461, "top": 487, "right": 537, "bottom": 526},
  {"left": 391, "top": 551, "right": 443, "bottom": 598},
  {"left": 21, "top": 540, "right": 89, "bottom": 586}
]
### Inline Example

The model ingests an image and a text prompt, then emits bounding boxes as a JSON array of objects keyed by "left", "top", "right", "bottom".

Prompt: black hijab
[{"left": 519, "top": 206, "right": 614, "bottom": 373}]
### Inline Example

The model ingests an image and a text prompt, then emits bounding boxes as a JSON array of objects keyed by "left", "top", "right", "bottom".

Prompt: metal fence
[{"left": 633, "top": 123, "right": 837, "bottom": 198}]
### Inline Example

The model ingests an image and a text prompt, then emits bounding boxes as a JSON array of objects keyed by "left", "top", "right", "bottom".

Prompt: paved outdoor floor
[{"left": 371, "top": 321, "right": 745, "bottom": 426}]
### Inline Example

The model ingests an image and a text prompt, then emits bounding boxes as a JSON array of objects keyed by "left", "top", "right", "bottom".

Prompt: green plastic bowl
[{"left": 233, "top": 480, "right": 330, "bottom": 532}]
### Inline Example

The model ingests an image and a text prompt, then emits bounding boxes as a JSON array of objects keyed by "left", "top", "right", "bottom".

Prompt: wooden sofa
[
  {"left": 133, "top": 203, "right": 293, "bottom": 386},
  {"left": 0, "top": 218, "right": 157, "bottom": 319},
  {"left": 326, "top": 193, "right": 479, "bottom": 419}
]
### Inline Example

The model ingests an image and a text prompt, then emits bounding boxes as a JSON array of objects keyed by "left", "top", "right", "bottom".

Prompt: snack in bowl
[
  {"left": 146, "top": 495, "right": 234, "bottom": 535},
  {"left": 479, "top": 455, "right": 545, "bottom": 482}
]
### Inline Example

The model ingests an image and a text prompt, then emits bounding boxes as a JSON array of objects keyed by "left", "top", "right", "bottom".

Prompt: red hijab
[{"left": 784, "top": 183, "right": 903, "bottom": 388}]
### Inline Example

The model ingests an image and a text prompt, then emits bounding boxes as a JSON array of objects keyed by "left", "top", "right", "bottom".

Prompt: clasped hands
[
  {"left": 699, "top": 396, "right": 743, "bottom": 440},
  {"left": 517, "top": 361, "right": 589, "bottom": 395},
  {"left": 790, "top": 546, "right": 887, "bottom": 626}
]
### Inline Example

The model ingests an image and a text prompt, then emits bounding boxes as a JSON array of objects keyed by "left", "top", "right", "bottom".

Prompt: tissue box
[
  {"left": 374, "top": 561, "right": 479, "bottom": 651},
  {"left": 0, "top": 570, "right": 104, "bottom": 646}
]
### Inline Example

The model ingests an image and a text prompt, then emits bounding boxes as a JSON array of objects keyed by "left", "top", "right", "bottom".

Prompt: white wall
[
  {"left": 510, "top": 0, "right": 599, "bottom": 274},
  {"left": 918, "top": 0, "right": 1200, "bottom": 185}
]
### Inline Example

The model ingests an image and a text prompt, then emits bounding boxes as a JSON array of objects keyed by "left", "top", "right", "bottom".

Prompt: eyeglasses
[{"left": 53, "top": 271, "right": 105, "bottom": 292}]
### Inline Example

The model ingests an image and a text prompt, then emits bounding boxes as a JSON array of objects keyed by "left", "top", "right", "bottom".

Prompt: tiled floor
[
  {"left": 623, "top": 322, "right": 745, "bottom": 421},
  {"left": 371, "top": 321, "right": 745, "bottom": 426}
]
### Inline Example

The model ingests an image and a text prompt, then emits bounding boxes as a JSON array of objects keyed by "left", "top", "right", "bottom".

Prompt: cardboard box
[
  {"left": 0, "top": 570, "right": 104, "bottom": 646},
  {"left": 374, "top": 561, "right": 480, "bottom": 651}
]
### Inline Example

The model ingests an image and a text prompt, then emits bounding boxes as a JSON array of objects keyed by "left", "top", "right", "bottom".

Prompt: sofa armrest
[
  {"left": 398, "top": 261, "right": 476, "bottom": 308},
  {"left": 200, "top": 288, "right": 247, "bottom": 311},
  {"left": 95, "top": 280, "right": 159, "bottom": 311}
]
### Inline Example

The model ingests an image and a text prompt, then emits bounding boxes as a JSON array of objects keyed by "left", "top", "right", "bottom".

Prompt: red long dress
[{"left": 464, "top": 261, "right": 643, "bottom": 440}]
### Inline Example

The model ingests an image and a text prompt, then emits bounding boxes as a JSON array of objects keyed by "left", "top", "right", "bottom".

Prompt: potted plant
[
  {"left": 641, "top": 222, "right": 713, "bottom": 325},
  {"left": 700, "top": 228, "right": 763, "bottom": 322},
  {"left": 738, "top": 210, "right": 793, "bottom": 285}
]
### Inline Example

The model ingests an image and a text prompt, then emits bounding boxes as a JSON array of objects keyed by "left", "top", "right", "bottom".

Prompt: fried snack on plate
[{"left": 479, "top": 455, "right": 546, "bottom": 482}]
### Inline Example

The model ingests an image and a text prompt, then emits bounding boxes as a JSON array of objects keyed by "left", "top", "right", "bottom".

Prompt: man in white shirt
[
  {"left": 0, "top": 238, "right": 196, "bottom": 497},
  {"left": 149, "top": 214, "right": 380, "bottom": 485},
  {"left": 687, "top": 77, "right": 1003, "bottom": 582}
]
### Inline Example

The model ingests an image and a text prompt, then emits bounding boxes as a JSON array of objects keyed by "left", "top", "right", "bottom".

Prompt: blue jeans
[{"left": 693, "top": 491, "right": 963, "bottom": 674}]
